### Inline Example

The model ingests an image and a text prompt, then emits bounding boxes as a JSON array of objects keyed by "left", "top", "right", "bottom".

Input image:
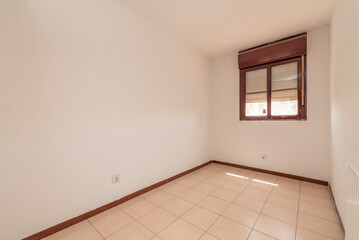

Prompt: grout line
[
  {"left": 87, "top": 220, "right": 105, "bottom": 240},
  {"left": 294, "top": 179, "right": 302, "bottom": 240},
  {"left": 245, "top": 171, "right": 277, "bottom": 239}
]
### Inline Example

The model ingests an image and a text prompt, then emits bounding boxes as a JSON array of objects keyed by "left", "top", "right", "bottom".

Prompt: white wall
[
  {"left": 0, "top": 1, "right": 210, "bottom": 239},
  {"left": 330, "top": 0, "right": 359, "bottom": 228},
  {"left": 209, "top": 26, "right": 331, "bottom": 181}
]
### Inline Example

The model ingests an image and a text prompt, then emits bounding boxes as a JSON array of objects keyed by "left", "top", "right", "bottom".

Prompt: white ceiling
[{"left": 119, "top": 0, "right": 335, "bottom": 58}]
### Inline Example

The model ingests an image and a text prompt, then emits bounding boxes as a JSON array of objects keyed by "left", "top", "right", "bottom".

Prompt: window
[{"left": 238, "top": 34, "right": 307, "bottom": 120}]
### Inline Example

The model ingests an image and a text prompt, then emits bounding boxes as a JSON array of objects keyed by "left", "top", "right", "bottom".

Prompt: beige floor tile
[
  {"left": 234, "top": 194, "right": 266, "bottom": 212},
  {"left": 208, "top": 216, "right": 251, "bottom": 240},
  {"left": 106, "top": 221, "right": 154, "bottom": 240},
  {"left": 56, "top": 223, "right": 103, "bottom": 240},
  {"left": 178, "top": 189, "right": 207, "bottom": 204},
  {"left": 152, "top": 237, "right": 163, "bottom": 240},
  {"left": 89, "top": 208, "right": 133, "bottom": 237},
  {"left": 158, "top": 218, "right": 204, "bottom": 240},
  {"left": 267, "top": 193, "right": 298, "bottom": 211},
  {"left": 144, "top": 190, "right": 174, "bottom": 206},
  {"left": 248, "top": 181, "right": 274, "bottom": 192},
  {"left": 254, "top": 173, "right": 278, "bottom": 183},
  {"left": 221, "top": 181, "right": 246, "bottom": 193},
  {"left": 271, "top": 187, "right": 300, "bottom": 200},
  {"left": 118, "top": 197, "right": 142, "bottom": 210},
  {"left": 222, "top": 204, "right": 259, "bottom": 227},
  {"left": 181, "top": 206, "right": 219, "bottom": 231},
  {"left": 198, "top": 195, "right": 230, "bottom": 214},
  {"left": 121, "top": 198, "right": 156, "bottom": 219},
  {"left": 46, "top": 221, "right": 89, "bottom": 240},
  {"left": 275, "top": 180, "right": 300, "bottom": 191},
  {"left": 242, "top": 186, "right": 270, "bottom": 200},
  {"left": 228, "top": 175, "right": 251, "bottom": 185},
  {"left": 277, "top": 176, "right": 301, "bottom": 185},
  {"left": 299, "top": 201, "right": 338, "bottom": 222},
  {"left": 199, "top": 233, "right": 219, "bottom": 240},
  {"left": 254, "top": 215, "right": 295, "bottom": 240},
  {"left": 301, "top": 184, "right": 331, "bottom": 198},
  {"left": 160, "top": 197, "right": 194, "bottom": 217},
  {"left": 138, "top": 207, "right": 177, "bottom": 234},
  {"left": 238, "top": 169, "right": 258, "bottom": 179},
  {"left": 204, "top": 176, "right": 228, "bottom": 187},
  {"left": 261, "top": 202, "right": 297, "bottom": 225},
  {"left": 210, "top": 187, "right": 238, "bottom": 202},
  {"left": 160, "top": 182, "right": 189, "bottom": 196},
  {"left": 297, "top": 213, "right": 342, "bottom": 240},
  {"left": 247, "top": 230, "right": 276, "bottom": 240},
  {"left": 193, "top": 182, "right": 218, "bottom": 194},
  {"left": 300, "top": 192, "right": 333, "bottom": 208},
  {"left": 187, "top": 173, "right": 209, "bottom": 182},
  {"left": 296, "top": 227, "right": 334, "bottom": 240},
  {"left": 175, "top": 177, "right": 200, "bottom": 188}
]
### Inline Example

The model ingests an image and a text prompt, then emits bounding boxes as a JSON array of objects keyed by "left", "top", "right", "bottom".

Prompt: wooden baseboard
[
  {"left": 328, "top": 184, "right": 345, "bottom": 237},
  {"left": 22, "top": 161, "right": 212, "bottom": 240},
  {"left": 212, "top": 160, "right": 328, "bottom": 185}
]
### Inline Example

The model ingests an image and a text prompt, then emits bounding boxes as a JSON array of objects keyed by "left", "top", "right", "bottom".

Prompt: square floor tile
[
  {"left": 160, "top": 197, "right": 194, "bottom": 217},
  {"left": 144, "top": 190, "right": 174, "bottom": 206},
  {"left": 299, "top": 201, "right": 338, "bottom": 222},
  {"left": 158, "top": 218, "right": 204, "bottom": 240},
  {"left": 254, "top": 215, "right": 295, "bottom": 240},
  {"left": 267, "top": 193, "right": 298, "bottom": 211},
  {"left": 199, "top": 233, "right": 219, "bottom": 240},
  {"left": 46, "top": 221, "right": 89, "bottom": 240},
  {"left": 56, "top": 223, "right": 103, "bottom": 240},
  {"left": 208, "top": 216, "right": 251, "bottom": 240},
  {"left": 89, "top": 208, "right": 133, "bottom": 237},
  {"left": 271, "top": 187, "right": 300, "bottom": 200},
  {"left": 242, "top": 186, "right": 270, "bottom": 200},
  {"left": 301, "top": 184, "right": 330, "bottom": 198},
  {"left": 160, "top": 182, "right": 189, "bottom": 196},
  {"left": 261, "top": 202, "right": 297, "bottom": 225},
  {"left": 223, "top": 204, "right": 259, "bottom": 227},
  {"left": 247, "top": 230, "right": 276, "bottom": 240},
  {"left": 300, "top": 192, "right": 333, "bottom": 208},
  {"left": 296, "top": 227, "right": 335, "bottom": 240},
  {"left": 105, "top": 221, "right": 154, "bottom": 240},
  {"left": 193, "top": 182, "right": 218, "bottom": 194},
  {"left": 181, "top": 206, "right": 219, "bottom": 231},
  {"left": 175, "top": 177, "right": 199, "bottom": 188},
  {"left": 297, "top": 213, "right": 342, "bottom": 240},
  {"left": 234, "top": 194, "right": 266, "bottom": 212},
  {"left": 198, "top": 195, "right": 230, "bottom": 214},
  {"left": 221, "top": 181, "right": 246, "bottom": 193},
  {"left": 204, "top": 176, "right": 227, "bottom": 187},
  {"left": 210, "top": 187, "right": 238, "bottom": 202},
  {"left": 248, "top": 181, "right": 274, "bottom": 192},
  {"left": 121, "top": 198, "right": 156, "bottom": 219},
  {"left": 178, "top": 189, "right": 207, "bottom": 204},
  {"left": 138, "top": 207, "right": 177, "bottom": 234}
]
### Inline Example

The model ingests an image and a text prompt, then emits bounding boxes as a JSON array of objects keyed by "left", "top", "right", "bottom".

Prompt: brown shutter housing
[{"left": 238, "top": 33, "right": 307, "bottom": 69}]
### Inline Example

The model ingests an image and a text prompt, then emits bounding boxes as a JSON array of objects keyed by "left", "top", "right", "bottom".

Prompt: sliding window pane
[
  {"left": 271, "top": 62, "right": 298, "bottom": 116},
  {"left": 246, "top": 68, "right": 267, "bottom": 116}
]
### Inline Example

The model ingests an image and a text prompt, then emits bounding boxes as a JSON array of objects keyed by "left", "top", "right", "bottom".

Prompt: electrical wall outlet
[
  {"left": 261, "top": 154, "right": 267, "bottom": 160},
  {"left": 112, "top": 174, "right": 120, "bottom": 183}
]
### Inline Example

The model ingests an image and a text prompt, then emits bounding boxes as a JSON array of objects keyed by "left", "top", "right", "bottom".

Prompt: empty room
[{"left": 1, "top": 0, "right": 359, "bottom": 240}]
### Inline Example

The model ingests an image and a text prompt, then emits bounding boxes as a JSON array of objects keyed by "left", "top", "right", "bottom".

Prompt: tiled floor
[{"left": 42, "top": 163, "right": 344, "bottom": 240}]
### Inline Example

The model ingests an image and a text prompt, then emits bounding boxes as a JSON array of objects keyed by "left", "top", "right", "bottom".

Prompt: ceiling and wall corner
[{"left": 119, "top": 0, "right": 335, "bottom": 58}]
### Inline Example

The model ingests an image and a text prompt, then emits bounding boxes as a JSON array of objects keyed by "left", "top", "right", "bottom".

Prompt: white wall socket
[{"left": 112, "top": 174, "right": 120, "bottom": 183}]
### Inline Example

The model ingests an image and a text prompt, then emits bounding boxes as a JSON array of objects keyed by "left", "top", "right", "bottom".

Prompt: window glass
[
  {"left": 245, "top": 68, "right": 267, "bottom": 116},
  {"left": 271, "top": 62, "right": 298, "bottom": 116}
]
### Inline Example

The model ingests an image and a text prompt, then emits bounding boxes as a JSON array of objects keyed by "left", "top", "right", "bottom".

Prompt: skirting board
[
  {"left": 22, "top": 161, "right": 212, "bottom": 240},
  {"left": 212, "top": 160, "right": 328, "bottom": 185},
  {"left": 23, "top": 159, "right": 329, "bottom": 240}
]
